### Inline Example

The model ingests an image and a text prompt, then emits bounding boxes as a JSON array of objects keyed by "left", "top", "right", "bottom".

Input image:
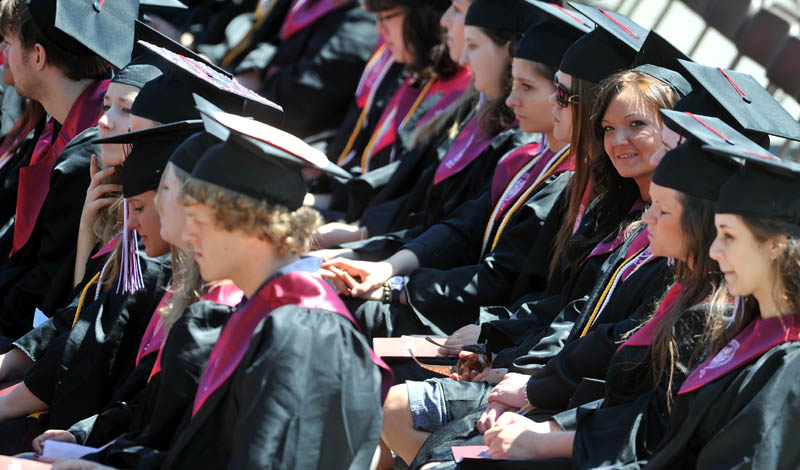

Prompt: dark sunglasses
[{"left": 554, "top": 74, "right": 579, "bottom": 108}]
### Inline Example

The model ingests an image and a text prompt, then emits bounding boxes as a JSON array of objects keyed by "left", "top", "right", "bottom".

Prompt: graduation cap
[
  {"left": 168, "top": 131, "right": 220, "bottom": 174},
  {"left": 130, "top": 41, "right": 283, "bottom": 125},
  {"left": 629, "top": 31, "right": 693, "bottom": 97},
  {"left": 140, "top": 0, "right": 187, "bottom": 10},
  {"left": 652, "top": 111, "right": 765, "bottom": 200},
  {"left": 559, "top": 3, "right": 646, "bottom": 83},
  {"left": 111, "top": 56, "right": 164, "bottom": 90},
  {"left": 710, "top": 144, "right": 800, "bottom": 225},
  {"left": 465, "top": 0, "right": 544, "bottom": 34},
  {"left": 133, "top": 19, "right": 231, "bottom": 78},
  {"left": 26, "top": 0, "right": 139, "bottom": 69},
  {"left": 94, "top": 120, "right": 204, "bottom": 197},
  {"left": 192, "top": 94, "right": 350, "bottom": 210},
  {"left": 679, "top": 59, "right": 800, "bottom": 142},
  {"left": 514, "top": 2, "right": 594, "bottom": 68}
]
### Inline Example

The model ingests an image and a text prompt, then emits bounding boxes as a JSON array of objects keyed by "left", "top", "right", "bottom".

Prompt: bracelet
[{"left": 382, "top": 280, "right": 391, "bottom": 304}]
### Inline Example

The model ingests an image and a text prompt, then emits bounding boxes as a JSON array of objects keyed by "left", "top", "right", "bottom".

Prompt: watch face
[{"left": 388, "top": 276, "right": 404, "bottom": 290}]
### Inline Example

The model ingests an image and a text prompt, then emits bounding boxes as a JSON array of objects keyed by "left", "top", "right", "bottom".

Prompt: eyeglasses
[
  {"left": 554, "top": 75, "right": 579, "bottom": 108},
  {"left": 376, "top": 10, "right": 403, "bottom": 26}
]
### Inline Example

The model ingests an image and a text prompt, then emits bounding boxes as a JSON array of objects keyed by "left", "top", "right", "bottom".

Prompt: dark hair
[
  {"left": 644, "top": 194, "right": 724, "bottom": 407},
  {"left": 474, "top": 27, "right": 518, "bottom": 136},
  {"left": 548, "top": 75, "right": 602, "bottom": 275},
  {"left": 363, "top": 0, "right": 459, "bottom": 80},
  {"left": 0, "top": 0, "right": 108, "bottom": 80}
]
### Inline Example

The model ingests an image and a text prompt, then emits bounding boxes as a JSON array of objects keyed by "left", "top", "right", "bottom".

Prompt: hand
[
  {"left": 484, "top": 412, "right": 553, "bottom": 459},
  {"left": 308, "top": 248, "right": 357, "bottom": 263},
  {"left": 322, "top": 258, "right": 393, "bottom": 298},
  {"left": 79, "top": 155, "right": 121, "bottom": 236},
  {"left": 437, "top": 324, "right": 482, "bottom": 356},
  {"left": 472, "top": 368, "right": 508, "bottom": 385},
  {"left": 487, "top": 373, "right": 530, "bottom": 409},
  {"left": 51, "top": 460, "right": 117, "bottom": 470},
  {"left": 476, "top": 401, "right": 511, "bottom": 433},
  {"left": 32, "top": 429, "right": 77, "bottom": 455}
]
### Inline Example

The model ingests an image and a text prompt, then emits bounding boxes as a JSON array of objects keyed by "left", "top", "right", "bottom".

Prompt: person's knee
[{"left": 383, "top": 384, "right": 411, "bottom": 425}]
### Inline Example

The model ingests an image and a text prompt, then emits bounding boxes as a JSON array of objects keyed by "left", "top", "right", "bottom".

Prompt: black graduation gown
[
  {"left": 0, "top": 116, "right": 41, "bottom": 229},
  {"left": 0, "top": 126, "right": 96, "bottom": 341},
  {"left": 0, "top": 254, "right": 173, "bottom": 455},
  {"left": 642, "top": 341, "right": 800, "bottom": 469},
  {"left": 347, "top": 170, "right": 572, "bottom": 340},
  {"left": 244, "top": 2, "right": 379, "bottom": 142},
  {"left": 349, "top": 126, "right": 537, "bottom": 261},
  {"left": 406, "top": 246, "right": 672, "bottom": 469},
  {"left": 72, "top": 300, "right": 233, "bottom": 469},
  {"left": 160, "top": 306, "right": 384, "bottom": 469}
]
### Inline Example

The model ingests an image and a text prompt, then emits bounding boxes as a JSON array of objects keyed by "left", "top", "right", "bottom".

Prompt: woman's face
[
  {"left": 650, "top": 125, "right": 685, "bottom": 166},
  {"left": 549, "top": 71, "right": 574, "bottom": 143},
  {"left": 154, "top": 164, "right": 188, "bottom": 249},
  {"left": 710, "top": 214, "right": 779, "bottom": 300},
  {"left": 506, "top": 59, "right": 555, "bottom": 134},
  {"left": 440, "top": 0, "right": 470, "bottom": 62},
  {"left": 460, "top": 25, "right": 509, "bottom": 100},
  {"left": 98, "top": 82, "right": 139, "bottom": 168},
  {"left": 127, "top": 190, "right": 170, "bottom": 257},
  {"left": 642, "top": 183, "right": 687, "bottom": 261},
  {"left": 375, "top": 8, "right": 412, "bottom": 63},
  {"left": 601, "top": 88, "right": 662, "bottom": 185}
]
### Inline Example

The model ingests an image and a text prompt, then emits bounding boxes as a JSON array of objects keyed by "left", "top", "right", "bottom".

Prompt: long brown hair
[
  {"left": 644, "top": 194, "right": 724, "bottom": 406},
  {"left": 548, "top": 74, "right": 601, "bottom": 275}
]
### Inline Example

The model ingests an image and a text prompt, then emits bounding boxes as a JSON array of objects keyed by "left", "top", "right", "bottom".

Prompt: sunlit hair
[
  {"left": 155, "top": 164, "right": 203, "bottom": 331},
  {"left": 179, "top": 177, "right": 322, "bottom": 257}
]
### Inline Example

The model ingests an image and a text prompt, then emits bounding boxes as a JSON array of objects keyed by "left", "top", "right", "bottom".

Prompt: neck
[
  {"left": 40, "top": 77, "right": 94, "bottom": 124},
  {"left": 545, "top": 130, "right": 568, "bottom": 153},
  {"left": 634, "top": 174, "right": 653, "bottom": 202},
  {"left": 754, "top": 283, "right": 791, "bottom": 319},
  {"left": 236, "top": 253, "right": 300, "bottom": 299}
]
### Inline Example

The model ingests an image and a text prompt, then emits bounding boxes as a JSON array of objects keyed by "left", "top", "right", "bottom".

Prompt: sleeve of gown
[
  {"left": 694, "top": 345, "right": 800, "bottom": 470},
  {"left": 405, "top": 174, "right": 570, "bottom": 314},
  {"left": 258, "top": 8, "right": 378, "bottom": 138},
  {"left": 0, "top": 145, "right": 91, "bottom": 339},
  {"left": 227, "top": 306, "right": 383, "bottom": 470}
]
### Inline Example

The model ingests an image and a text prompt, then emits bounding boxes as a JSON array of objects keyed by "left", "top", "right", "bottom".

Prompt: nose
[
  {"left": 440, "top": 5, "right": 453, "bottom": 29},
  {"left": 98, "top": 112, "right": 111, "bottom": 130},
  {"left": 641, "top": 204, "right": 656, "bottom": 226},
  {"left": 506, "top": 87, "right": 520, "bottom": 109},
  {"left": 458, "top": 48, "right": 469, "bottom": 67},
  {"left": 708, "top": 235, "right": 723, "bottom": 262}
]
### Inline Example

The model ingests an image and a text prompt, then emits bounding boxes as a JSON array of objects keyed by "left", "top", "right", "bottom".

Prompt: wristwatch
[{"left": 383, "top": 276, "right": 405, "bottom": 306}]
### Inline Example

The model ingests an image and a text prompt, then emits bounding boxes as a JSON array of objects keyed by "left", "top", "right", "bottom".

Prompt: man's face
[
  {"left": 182, "top": 203, "right": 250, "bottom": 284},
  {"left": 3, "top": 30, "right": 37, "bottom": 100}
]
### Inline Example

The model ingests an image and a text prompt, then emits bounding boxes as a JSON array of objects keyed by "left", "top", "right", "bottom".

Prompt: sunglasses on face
[{"left": 554, "top": 74, "right": 579, "bottom": 108}]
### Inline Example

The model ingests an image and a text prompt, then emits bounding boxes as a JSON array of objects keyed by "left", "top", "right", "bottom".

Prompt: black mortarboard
[
  {"left": 140, "top": 0, "right": 187, "bottom": 9},
  {"left": 630, "top": 31, "right": 692, "bottom": 97},
  {"left": 131, "top": 41, "right": 283, "bottom": 126},
  {"left": 710, "top": 145, "right": 800, "bottom": 225},
  {"left": 679, "top": 59, "right": 800, "bottom": 142},
  {"left": 192, "top": 94, "right": 350, "bottom": 210},
  {"left": 133, "top": 20, "right": 231, "bottom": 77},
  {"left": 168, "top": 131, "right": 219, "bottom": 174},
  {"left": 111, "top": 56, "right": 163, "bottom": 90},
  {"left": 27, "top": 0, "right": 138, "bottom": 69},
  {"left": 465, "top": 0, "right": 543, "bottom": 34},
  {"left": 652, "top": 111, "right": 762, "bottom": 200},
  {"left": 94, "top": 120, "right": 204, "bottom": 197},
  {"left": 559, "top": 3, "right": 646, "bottom": 83},
  {"left": 514, "top": 2, "right": 593, "bottom": 68}
]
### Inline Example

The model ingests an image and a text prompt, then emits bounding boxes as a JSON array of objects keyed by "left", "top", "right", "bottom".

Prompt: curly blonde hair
[{"left": 180, "top": 178, "right": 322, "bottom": 256}]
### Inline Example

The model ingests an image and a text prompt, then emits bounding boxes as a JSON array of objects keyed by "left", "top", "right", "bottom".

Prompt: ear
[
  {"left": 30, "top": 43, "right": 46, "bottom": 72},
  {"left": 771, "top": 235, "right": 788, "bottom": 259}
]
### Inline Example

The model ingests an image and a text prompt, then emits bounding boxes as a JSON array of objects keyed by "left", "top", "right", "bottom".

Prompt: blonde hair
[
  {"left": 180, "top": 178, "right": 322, "bottom": 256},
  {"left": 156, "top": 164, "right": 204, "bottom": 331}
]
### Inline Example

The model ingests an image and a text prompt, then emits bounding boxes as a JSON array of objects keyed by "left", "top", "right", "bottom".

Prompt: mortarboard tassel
[{"left": 116, "top": 202, "right": 145, "bottom": 295}]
